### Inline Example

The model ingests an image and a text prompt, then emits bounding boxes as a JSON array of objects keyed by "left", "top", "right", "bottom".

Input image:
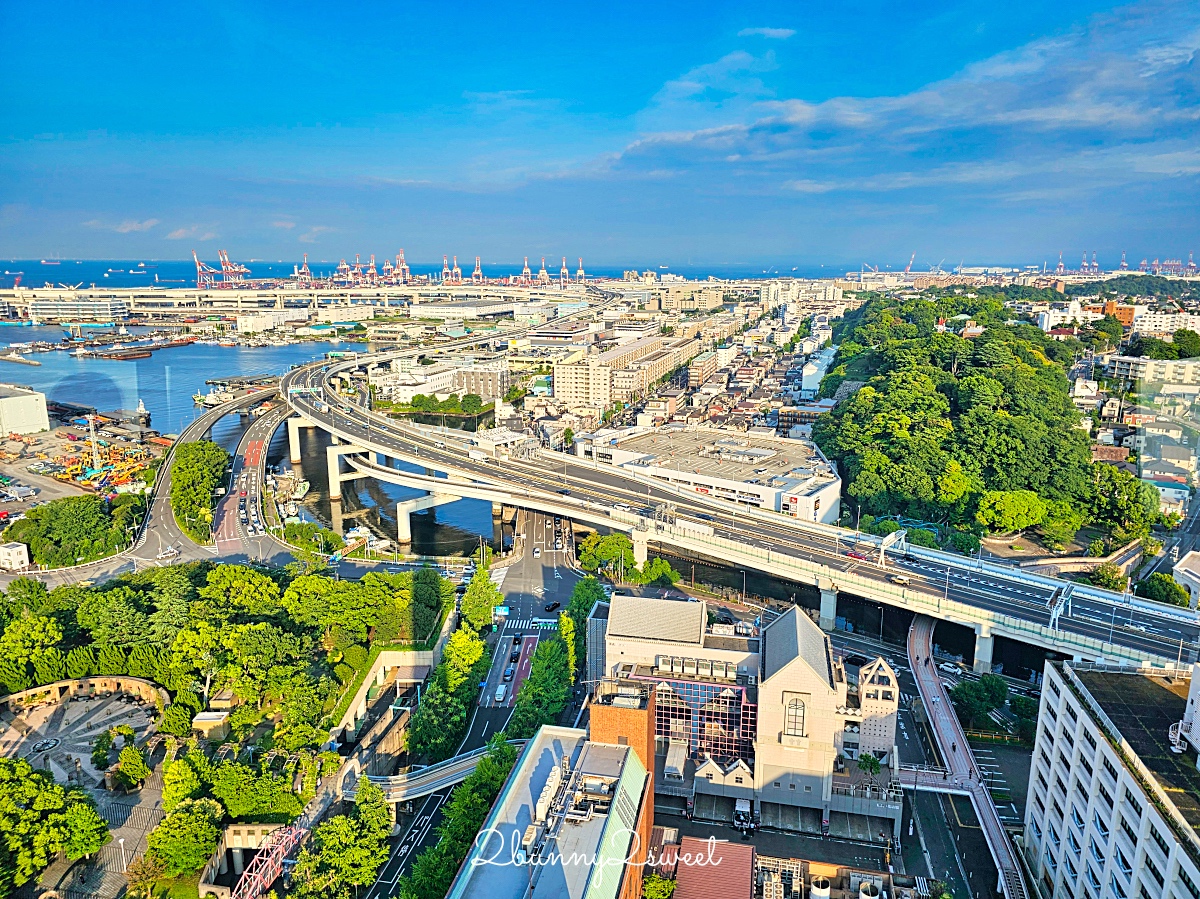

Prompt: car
[
  {"left": 601, "top": 584, "right": 614, "bottom": 595},
  {"left": 938, "top": 662, "right": 959, "bottom": 675},
  {"left": 509, "top": 649, "right": 520, "bottom": 663},
  {"left": 846, "top": 550, "right": 869, "bottom": 561},
  {"left": 156, "top": 547, "right": 179, "bottom": 560},
  {"left": 544, "top": 601, "right": 561, "bottom": 612},
  {"left": 503, "top": 666, "right": 515, "bottom": 681},
  {"left": 513, "top": 635, "right": 522, "bottom": 645},
  {"left": 532, "top": 547, "right": 541, "bottom": 558},
  {"left": 558, "top": 489, "right": 571, "bottom": 496},
  {"left": 240, "top": 490, "right": 247, "bottom": 498},
  {"left": 494, "top": 684, "right": 507, "bottom": 703},
  {"left": 890, "top": 575, "right": 911, "bottom": 585},
  {"left": 696, "top": 513, "right": 715, "bottom": 522},
  {"left": 555, "top": 541, "right": 563, "bottom": 550},
  {"left": 614, "top": 503, "right": 632, "bottom": 511}
]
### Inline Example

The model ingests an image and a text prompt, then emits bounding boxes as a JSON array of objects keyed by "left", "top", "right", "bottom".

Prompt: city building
[
  {"left": 236, "top": 310, "right": 295, "bottom": 333},
  {"left": 0, "top": 384, "right": 49, "bottom": 434},
  {"left": 574, "top": 424, "right": 842, "bottom": 523},
  {"left": 28, "top": 294, "right": 129, "bottom": 322},
  {"left": 451, "top": 358, "right": 511, "bottom": 402},
  {"left": 445, "top": 725, "right": 653, "bottom": 899},
  {"left": 688, "top": 351, "right": 719, "bottom": 387},
  {"left": 0, "top": 542, "right": 30, "bottom": 571},
  {"left": 1106, "top": 355, "right": 1200, "bottom": 385},
  {"left": 1023, "top": 660, "right": 1200, "bottom": 899},
  {"left": 589, "top": 595, "right": 902, "bottom": 837},
  {"left": 1132, "top": 311, "right": 1200, "bottom": 334}
]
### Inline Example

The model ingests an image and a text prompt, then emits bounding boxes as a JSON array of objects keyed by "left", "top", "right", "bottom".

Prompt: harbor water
[{"left": 0, "top": 327, "right": 501, "bottom": 557}]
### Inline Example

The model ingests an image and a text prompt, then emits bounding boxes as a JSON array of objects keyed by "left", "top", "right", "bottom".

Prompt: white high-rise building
[{"left": 1023, "top": 660, "right": 1200, "bottom": 899}]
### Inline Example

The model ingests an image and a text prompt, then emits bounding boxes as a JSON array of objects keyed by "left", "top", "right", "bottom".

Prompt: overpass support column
[
  {"left": 974, "top": 624, "right": 994, "bottom": 674},
  {"left": 388, "top": 800, "right": 400, "bottom": 836},
  {"left": 396, "top": 493, "right": 460, "bottom": 544},
  {"left": 231, "top": 848, "right": 244, "bottom": 877},
  {"left": 326, "top": 443, "right": 372, "bottom": 501},
  {"left": 287, "top": 415, "right": 303, "bottom": 464},
  {"left": 632, "top": 533, "right": 648, "bottom": 566},
  {"left": 819, "top": 587, "right": 838, "bottom": 631}
]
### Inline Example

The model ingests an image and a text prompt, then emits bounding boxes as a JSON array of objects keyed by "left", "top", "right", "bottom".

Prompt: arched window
[{"left": 785, "top": 697, "right": 806, "bottom": 737}]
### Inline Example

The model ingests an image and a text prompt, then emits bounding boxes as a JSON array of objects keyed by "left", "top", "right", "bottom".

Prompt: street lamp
[{"left": 118, "top": 837, "right": 127, "bottom": 873}]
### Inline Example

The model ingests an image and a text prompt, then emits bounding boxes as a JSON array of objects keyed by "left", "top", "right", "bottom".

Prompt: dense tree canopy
[
  {"left": 0, "top": 758, "right": 110, "bottom": 890},
  {"left": 3, "top": 494, "right": 144, "bottom": 568},
  {"left": 169, "top": 440, "right": 231, "bottom": 543},
  {"left": 813, "top": 292, "right": 1160, "bottom": 542}
]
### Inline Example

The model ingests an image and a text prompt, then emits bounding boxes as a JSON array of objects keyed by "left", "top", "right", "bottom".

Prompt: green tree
[
  {"left": 95, "top": 643, "right": 127, "bottom": 675},
  {"left": 146, "top": 798, "right": 224, "bottom": 877},
  {"left": 442, "top": 628, "right": 485, "bottom": 693},
  {"left": 117, "top": 744, "right": 150, "bottom": 788},
  {"left": 0, "top": 613, "right": 62, "bottom": 667},
  {"left": 643, "top": 872, "right": 676, "bottom": 899},
  {"left": 32, "top": 647, "right": 66, "bottom": 685},
  {"left": 1039, "top": 500, "right": 1087, "bottom": 550},
  {"left": 459, "top": 569, "right": 501, "bottom": 631},
  {"left": 1134, "top": 573, "right": 1189, "bottom": 607},
  {"left": 565, "top": 577, "right": 604, "bottom": 673},
  {"left": 856, "top": 751, "right": 881, "bottom": 784},
  {"left": 1090, "top": 562, "right": 1128, "bottom": 591},
  {"left": 161, "top": 758, "right": 202, "bottom": 812},
  {"left": 169, "top": 441, "right": 231, "bottom": 543},
  {"left": 125, "top": 854, "right": 167, "bottom": 899},
  {"left": 1091, "top": 464, "right": 1160, "bottom": 542},
  {"left": 558, "top": 613, "right": 577, "bottom": 684},
  {"left": 975, "top": 490, "right": 1047, "bottom": 535},
  {"left": 461, "top": 394, "right": 483, "bottom": 415},
  {"left": 65, "top": 645, "right": 96, "bottom": 679},
  {"left": 2, "top": 495, "right": 143, "bottom": 568},
  {"left": 0, "top": 758, "right": 110, "bottom": 889},
  {"left": 406, "top": 680, "right": 467, "bottom": 762},
  {"left": 290, "top": 779, "right": 391, "bottom": 899}
]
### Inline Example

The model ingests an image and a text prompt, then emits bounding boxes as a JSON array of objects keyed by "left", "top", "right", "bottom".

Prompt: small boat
[{"left": 292, "top": 480, "right": 311, "bottom": 500}]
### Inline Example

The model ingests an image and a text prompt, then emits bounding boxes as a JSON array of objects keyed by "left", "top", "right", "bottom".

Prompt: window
[
  {"left": 1065, "top": 702, "right": 1078, "bottom": 722},
  {"left": 1103, "top": 757, "right": 1119, "bottom": 783},
  {"left": 1090, "top": 837, "right": 1106, "bottom": 864},
  {"left": 1052, "top": 801, "right": 1064, "bottom": 823},
  {"left": 1110, "top": 874, "right": 1127, "bottom": 898},
  {"left": 789, "top": 783, "right": 795, "bottom": 790},
  {"left": 1050, "top": 679, "right": 1061, "bottom": 697},
  {"left": 1124, "top": 788, "right": 1143, "bottom": 820},
  {"left": 734, "top": 776, "right": 743, "bottom": 784},
  {"left": 1083, "top": 729, "right": 1097, "bottom": 751},
  {"left": 1115, "top": 847, "right": 1132, "bottom": 877},
  {"left": 1031, "top": 818, "right": 1043, "bottom": 840},
  {"left": 1086, "top": 867, "right": 1101, "bottom": 892},
  {"left": 804, "top": 785, "right": 812, "bottom": 792},
  {"left": 785, "top": 697, "right": 806, "bottom": 737},
  {"left": 1148, "top": 827, "right": 1169, "bottom": 860},
  {"left": 1081, "top": 757, "right": 1094, "bottom": 779},
  {"left": 1072, "top": 806, "right": 1085, "bottom": 830},
  {"left": 1047, "top": 823, "right": 1060, "bottom": 846},
  {"left": 1094, "top": 812, "right": 1110, "bottom": 840},
  {"left": 1099, "top": 783, "right": 1113, "bottom": 808},
  {"left": 1064, "top": 855, "right": 1077, "bottom": 883},
  {"left": 1144, "top": 855, "right": 1163, "bottom": 888},
  {"left": 1068, "top": 832, "right": 1081, "bottom": 858},
  {"left": 1180, "top": 868, "right": 1200, "bottom": 899},
  {"left": 1120, "top": 817, "right": 1138, "bottom": 846}
]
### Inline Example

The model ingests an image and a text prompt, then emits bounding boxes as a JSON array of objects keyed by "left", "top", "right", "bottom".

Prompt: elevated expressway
[{"left": 280, "top": 353, "right": 1200, "bottom": 672}]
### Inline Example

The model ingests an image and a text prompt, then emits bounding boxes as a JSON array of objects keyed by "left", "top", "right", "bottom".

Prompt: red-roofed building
[{"left": 673, "top": 836, "right": 754, "bottom": 899}]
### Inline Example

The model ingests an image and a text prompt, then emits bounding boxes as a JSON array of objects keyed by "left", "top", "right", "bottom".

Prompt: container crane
[
  {"left": 904, "top": 253, "right": 915, "bottom": 274},
  {"left": 193, "top": 250, "right": 221, "bottom": 289}
]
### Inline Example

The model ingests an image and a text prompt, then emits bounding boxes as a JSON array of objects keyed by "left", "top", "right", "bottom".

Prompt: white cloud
[
  {"left": 84, "top": 218, "right": 159, "bottom": 233},
  {"left": 298, "top": 226, "right": 333, "bottom": 243},
  {"left": 737, "top": 27, "right": 795, "bottom": 39},
  {"left": 165, "top": 225, "right": 217, "bottom": 240},
  {"left": 271, "top": 220, "right": 296, "bottom": 229}
]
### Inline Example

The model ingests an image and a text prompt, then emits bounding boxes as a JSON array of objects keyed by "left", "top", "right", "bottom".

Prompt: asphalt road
[
  {"left": 280, "top": 359, "right": 1200, "bottom": 662},
  {"left": 361, "top": 509, "right": 585, "bottom": 897}
]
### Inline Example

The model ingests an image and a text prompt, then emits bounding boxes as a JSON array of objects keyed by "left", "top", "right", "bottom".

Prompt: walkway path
[{"left": 908, "top": 615, "right": 1028, "bottom": 899}]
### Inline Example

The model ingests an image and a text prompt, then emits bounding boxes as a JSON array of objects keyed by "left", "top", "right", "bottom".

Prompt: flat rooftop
[
  {"left": 616, "top": 426, "right": 835, "bottom": 488},
  {"left": 1075, "top": 670, "right": 1200, "bottom": 837},
  {"left": 448, "top": 726, "right": 648, "bottom": 899}
]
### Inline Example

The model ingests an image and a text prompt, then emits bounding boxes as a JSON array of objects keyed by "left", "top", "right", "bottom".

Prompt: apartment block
[
  {"left": 1107, "top": 355, "right": 1200, "bottom": 385},
  {"left": 1023, "top": 660, "right": 1200, "bottom": 899}
]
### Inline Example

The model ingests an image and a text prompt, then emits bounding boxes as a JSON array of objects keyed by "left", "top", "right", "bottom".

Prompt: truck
[
  {"left": 468, "top": 449, "right": 489, "bottom": 462},
  {"left": 313, "top": 400, "right": 330, "bottom": 414},
  {"left": 677, "top": 518, "right": 715, "bottom": 537}
]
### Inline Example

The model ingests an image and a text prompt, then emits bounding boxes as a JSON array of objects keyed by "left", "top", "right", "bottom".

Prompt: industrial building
[
  {"left": 589, "top": 594, "right": 902, "bottom": 837},
  {"left": 0, "top": 384, "right": 49, "bottom": 434},
  {"left": 574, "top": 424, "right": 842, "bottom": 523},
  {"left": 1023, "top": 660, "right": 1200, "bottom": 899}
]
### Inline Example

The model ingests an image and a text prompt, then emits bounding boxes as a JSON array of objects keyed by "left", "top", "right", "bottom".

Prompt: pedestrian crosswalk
[
  {"left": 490, "top": 568, "right": 508, "bottom": 589},
  {"left": 507, "top": 618, "right": 533, "bottom": 630}
]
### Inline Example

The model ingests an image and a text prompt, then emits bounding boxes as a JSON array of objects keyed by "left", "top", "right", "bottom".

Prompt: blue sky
[{"left": 2, "top": 1, "right": 1198, "bottom": 267}]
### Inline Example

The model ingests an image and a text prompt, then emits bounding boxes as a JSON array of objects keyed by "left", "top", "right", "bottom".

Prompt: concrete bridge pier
[
  {"left": 973, "top": 624, "right": 994, "bottom": 674},
  {"left": 818, "top": 578, "right": 838, "bottom": 631},
  {"left": 231, "top": 847, "right": 244, "bottom": 877},
  {"left": 326, "top": 444, "right": 372, "bottom": 501},
  {"left": 397, "top": 493, "right": 460, "bottom": 543},
  {"left": 632, "top": 533, "right": 649, "bottom": 565},
  {"left": 287, "top": 414, "right": 318, "bottom": 464}
]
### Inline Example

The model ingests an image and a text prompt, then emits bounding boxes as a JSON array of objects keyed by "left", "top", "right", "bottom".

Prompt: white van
[{"left": 494, "top": 684, "right": 507, "bottom": 703}]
